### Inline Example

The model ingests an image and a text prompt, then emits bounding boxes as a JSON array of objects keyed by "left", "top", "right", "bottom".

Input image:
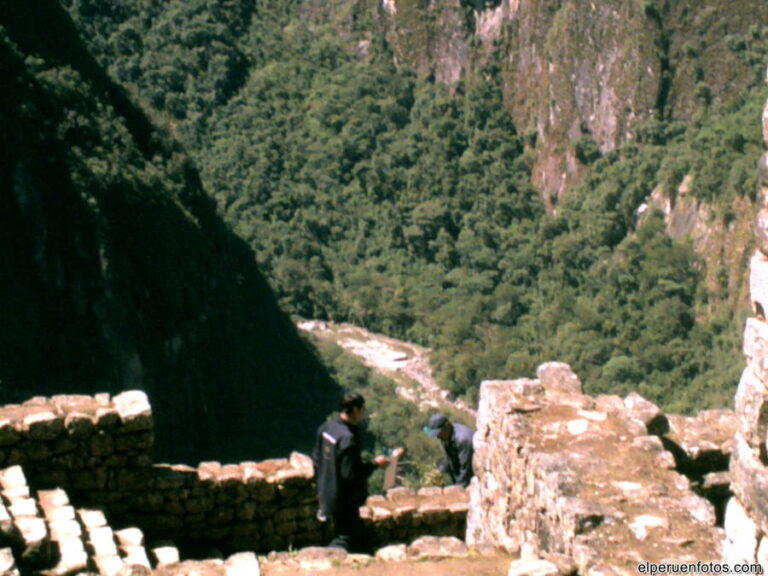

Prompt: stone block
[
  {"left": 63, "top": 413, "right": 95, "bottom": 439},
  {"left": 274, "top": 519, "right": 297, "bottom": 537},
  {"left": 387, "top": 487, "right": 416, "bottom": 501},
  {"left": 624, "top": 392, "right": 668, "bottom": 435},
  {"left": 95, "top": 408, "right": 120, "bottom": 430},
  {"left": 123, "top": 545, "right": 151, "bottom": 568},
  {"left": 538, "top": 363, "right": 582, "bottom": 395},
  {"left": 724, "top": 497, "right": 759, "bottom": 564},
  {"left": 289, "top": 452, "right": 313, "bottom": 475},
  {"left": 52, "top": 394, "right": 97, "bottom": 415},
  {"left": 23, "top": 412, "right": 64, "bottom": 441},
  {"left": 113, "top": 391, "right": 152, "bottom": 432},
  {"left": 49, "top": 519, "right": 82, "bottom": 541},
  {"left": 185, "top": 497, "right": 214, "bottom": 515},
  {"left": 152, "top": 545, "right": 180, "bottom": 566},
  {"left": 25, "top": 442, "right": 51, "bottom": 462},
  {"left": 112, "top": 468, "right": 155, "bottom": 491},
  {"left": 70, "top": 468, "right": 107, "bottom": 491},
  {"left": 50, "top": 437, "right": 77, "bottom": 455},
  {"left": 0, "top": 466, "right": 27, "bottom": 493},
  {"left": 54, "top": 537, "right": 88, "bottom": 574},
  {"left": 407, "top": 536, "right": 468, "bottom": 558},
  {"left": 0, "top": 421, "right": 20, "bottom": 447},
  {"left": 93, "top": 554, "right": 123, "bottom": 576},
  {"left": 0, "top": 504, "right": 12, "bottom": 539},
  {"left": 249, "top": 482, "right": 276, "bottom": 503},
  {"left": 224, "top": 552, "right": 261, "bottom": 576},
  {"left": 236, "top": 501, "right": 257, "bottom": 521},
  {"left": 9, "top": 498, "right": 38, "bottom": 518},
  {"left": 416, "top": 487, "right": 443, "bottom": 497},
  {"left": 88, "top": 526, "right": 119, "bottom": 557},
  {"left": 154, "top": 465, "right": 194, "bottom": 490},
  {"left": 0, "top": 548, "right": 17, "bottom": 575},
  {"left": 208, "top": 507, "right": 234, "bottom": 526},
  {"left": 89, "top": 431, "right": 114, "bottom": 457},
  {"left": 115, "top": 432, "right": 153, "bottom": 453},
  {"left": 15, "top": 516, "right": 48, "bottom": 561},
  {"left": 376, "top": 544, "right": 407, "bottom": 562},
  {"left": 77, "top": 508, "right": 107, "bottom": 529}
]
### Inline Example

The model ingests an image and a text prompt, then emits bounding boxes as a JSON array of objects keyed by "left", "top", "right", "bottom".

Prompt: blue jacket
[
  {"left": 312, "top": 417, "right": 375, "bottom": 518},
  {"left": 439, "top": 423, "right": 474, "bottom": 487}
]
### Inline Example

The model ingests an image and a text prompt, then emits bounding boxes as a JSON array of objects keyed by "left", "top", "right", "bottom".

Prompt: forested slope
[
  {"left": 0, "top": 0, "right": 340, "bottom": 464},
  {"left": 54, "top": 0, "right": 768, "bottom": 413}
]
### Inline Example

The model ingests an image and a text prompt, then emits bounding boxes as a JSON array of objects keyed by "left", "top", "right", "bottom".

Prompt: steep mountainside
[
  {"left": 366, "top": 0, "right": 768, "bottom": 203},
  {"left": 0, "top": 0, "right": 339, "bottom": 464},
  {"left": 25, "top": 0, "right": 768, "bottom": 415}
]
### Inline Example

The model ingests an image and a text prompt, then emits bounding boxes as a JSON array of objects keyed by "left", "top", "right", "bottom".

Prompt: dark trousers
[{"left": 328, "top": 508, "right": 369, "bottom": 553}]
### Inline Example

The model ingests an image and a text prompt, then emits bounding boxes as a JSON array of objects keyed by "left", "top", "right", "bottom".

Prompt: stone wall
[
  {"left": 0, "top": 392, "right": 467, "bottom": 557},
  {"left": 722, "top": 93, "right": 768, "bottom": 565},
  {"left": 467, "top": 362, "right": 728, "bottom": 573}
]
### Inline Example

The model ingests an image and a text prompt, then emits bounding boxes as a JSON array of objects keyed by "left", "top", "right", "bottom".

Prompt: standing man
[
  {"left": 312, "top": 391, "right": 389, "bottom": 552},
  {"left": 424, "top": 413, "right": 474, "bottom": 488}
]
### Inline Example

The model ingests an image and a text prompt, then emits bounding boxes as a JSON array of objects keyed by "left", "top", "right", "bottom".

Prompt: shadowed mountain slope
[{"left": 0, "top": 0, "right": 340, "bottom": 464}]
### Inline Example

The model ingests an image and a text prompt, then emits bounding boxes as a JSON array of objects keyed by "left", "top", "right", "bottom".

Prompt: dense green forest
[{"left": 61, "top": 0, "right": 768, "bottom": 416}]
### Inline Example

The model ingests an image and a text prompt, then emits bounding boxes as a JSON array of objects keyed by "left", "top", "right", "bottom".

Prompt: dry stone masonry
[
  {"left": 467, "top": 362, "right": 731, "bottom": 573},
  {"left": 0, "top": 391, "right": 469, "bottom": 574},
  {"left": 723, "top": 91, "right": 768, "bottom": 567}
]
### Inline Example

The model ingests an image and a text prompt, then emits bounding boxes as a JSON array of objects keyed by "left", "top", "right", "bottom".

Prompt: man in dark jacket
[
  {"left": 424, "top": 413, "right": 474, "bottom": 488},
  {"left": 312, "top": 391, "right": 389, "bottom": 551}
]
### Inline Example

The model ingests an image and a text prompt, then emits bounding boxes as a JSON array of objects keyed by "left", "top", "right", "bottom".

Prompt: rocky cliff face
[{"left": 351, "top": 0, "right": 768, "bottom": 205}]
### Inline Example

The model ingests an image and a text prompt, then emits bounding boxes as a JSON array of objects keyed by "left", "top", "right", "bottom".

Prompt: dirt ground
[{"left": 260, "top": 555, "right": 511, "bottom": 576}]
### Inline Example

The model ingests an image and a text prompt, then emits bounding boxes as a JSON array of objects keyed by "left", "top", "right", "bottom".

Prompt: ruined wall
[
  {"left": 467, "top": 362, "right": 730, "bottom": 573},
  {"left": 0, "top": 392, "right": 467, "bottom": 556},
  {"left": 722, "top": 94, "right": 768, "bottom": 565}
]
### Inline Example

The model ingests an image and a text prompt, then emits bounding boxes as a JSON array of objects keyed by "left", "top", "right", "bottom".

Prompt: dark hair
[{"left": 341, "top": 391, "right": 365, "bottom": 414}]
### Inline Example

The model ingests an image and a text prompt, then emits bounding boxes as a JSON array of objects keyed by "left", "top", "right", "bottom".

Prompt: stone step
[
  {"left": 0, "top": 466, "right": 54, "bottom": 569},
  {"left": 38, "top": 489, "right": 89, "bottom": 575},
  {"left": 151, "top": 543, "right": 180, "bottom": 567},
  {"left": 115, "top": 527, "right": 151, "bottom": 570},
  {"left": 77, "top": 509, "right": 123, "bottom": 576}
]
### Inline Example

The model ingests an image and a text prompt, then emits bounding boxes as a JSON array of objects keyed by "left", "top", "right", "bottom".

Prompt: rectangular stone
[
  {"left": 0, "top": 466, "right": 27, "bottom": 492},
  {"left": 9, "top": 498, "right": 38, "bottom": 518},
  {"left": 37, "top": 489, "right": 70, "bottom": 509},
  {"left": 77, "top": 509, "right": 106, "bottom": 529},
  {"left": 152, "top": 545, "right": 180, "bottom": 566},
  {"left": 115, "top": 527, "right": 144, "bottom": 549},
  {"left": 123, "top": 545, "right": 151, "bottom": 568},
  {"left": 113, "top": 391, "right": 153, "bottom": 432},
  {"left": 89, "top": 526, "right": 118, "bottom": 557},
  {"left": 94, "top": 554, "right": 123, "bottom": 576},
  {"left": 50, "top": 519, "right": 82, "bottom": 541}
]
